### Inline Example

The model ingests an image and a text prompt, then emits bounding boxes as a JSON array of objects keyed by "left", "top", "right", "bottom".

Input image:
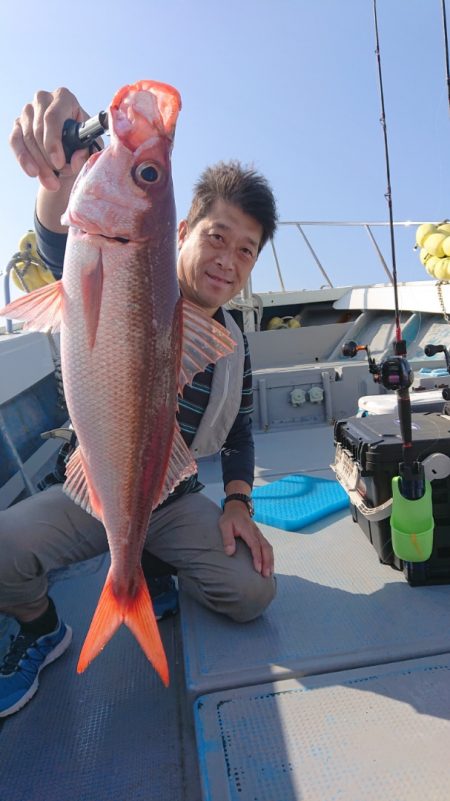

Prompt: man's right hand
[{"left": 9, "top": 87, "right": 91, "bottom": 193}]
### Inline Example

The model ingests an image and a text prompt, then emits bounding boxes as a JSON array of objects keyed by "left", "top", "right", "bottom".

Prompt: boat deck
[{"left": 2, "top": 424, "right": 450, "bottom": 800}]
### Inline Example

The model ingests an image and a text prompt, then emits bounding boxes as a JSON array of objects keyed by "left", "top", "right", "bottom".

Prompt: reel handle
[
  {"left": 424, "top": 343, "right": 450, "bottom": 374},
  {"left": 424, "top": 344, "right": 445, "bottom": 357}
]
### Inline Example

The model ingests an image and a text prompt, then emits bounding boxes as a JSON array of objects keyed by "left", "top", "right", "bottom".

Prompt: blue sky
[{"left": 1, "top": 0, "right": 450, "bottom": 303}]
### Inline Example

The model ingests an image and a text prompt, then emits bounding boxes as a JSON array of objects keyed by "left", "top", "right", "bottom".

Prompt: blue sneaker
[
  {"left": 148, "top": 576, "right": 179, "bottom": 621},
  {"left": 0, "top": 620, "right": 72, "bottom": 717}
]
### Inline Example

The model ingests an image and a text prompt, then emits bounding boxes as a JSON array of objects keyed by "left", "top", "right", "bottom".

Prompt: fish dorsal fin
[
  {"left": 0, "top": 280, "right": 63, "bottom": 333},
  {"left": 63, "top": 445, "right": 104, "bottom": 522},
  {"left": 152, "top": 422, "right": 198, "bottom": 510},
  {"left": 178, "top": 298, "right": 236, "bottom": 394}
]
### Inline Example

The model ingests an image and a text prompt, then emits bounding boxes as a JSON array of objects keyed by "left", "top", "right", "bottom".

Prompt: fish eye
[{"left": 135, "top": 162, "right": 160, "bottom": 183}]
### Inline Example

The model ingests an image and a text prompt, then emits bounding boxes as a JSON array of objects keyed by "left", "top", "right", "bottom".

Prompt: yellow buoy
[
  {"left": 10, "top": 230, "right": 56, "bottom": 293},
  {"left": 422, "top": 232, "right": 447, "bottom": 258},
  {"left": 18, "top": 231, "right": 39, "bottom": 257},
  {"left": 419, "top": 248, "right": 433, "bottom": 266},
  {"left": 416, "top": 223, "right": 436, "bottom": 248},
  {"left": 266, "top": 316, "right": 285, "bottom": 330},
  {"left": 433, "top": 259, "right": 450, "bottom": 280},
  {"left": 437, "top": 257, "right": 450, "bottom": 280},
  {"left": 424, "top": 255, "right": 440, "bottom": 276}
]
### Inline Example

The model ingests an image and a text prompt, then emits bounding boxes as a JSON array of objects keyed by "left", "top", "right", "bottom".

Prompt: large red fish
[{"left": 1, "top": 80, "right": 235, "bottom": 685}]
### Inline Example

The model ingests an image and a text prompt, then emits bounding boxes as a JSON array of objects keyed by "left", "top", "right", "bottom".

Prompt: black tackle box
[{"left": 334, "top": 411, "right": 450, "bottom": 585}]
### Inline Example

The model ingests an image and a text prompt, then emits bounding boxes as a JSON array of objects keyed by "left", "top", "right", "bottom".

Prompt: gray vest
[{"left": 190, "top": 310, "right": 245, "bottom": 458}]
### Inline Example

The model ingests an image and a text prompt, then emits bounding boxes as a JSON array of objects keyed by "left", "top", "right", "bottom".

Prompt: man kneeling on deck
[{"left": 0, "top": 87, "right": 277, "bottom": 717}]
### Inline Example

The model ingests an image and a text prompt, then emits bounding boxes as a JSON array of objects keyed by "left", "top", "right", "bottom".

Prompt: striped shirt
[{"left": 35, "top": 214, "right": 256, "bottom": 492}]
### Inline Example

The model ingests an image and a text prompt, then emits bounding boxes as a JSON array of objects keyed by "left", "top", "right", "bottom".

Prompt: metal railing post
[
  {"left": 364, "top": 224, "right": 394, "bottom": 283},
  {"left": 239, "top": 276, "right": 256, "bottom": 332},
  {"left": 1, "top": 257, "right": 17, "bottom": 334},
  {"left": 295, "top": 224, "right": 334, "bottom": 287},
  {"left": 0, "top": 408, "right": 37, "bottom": 496},
  {"left": 269, "top": 238, "right": 286, "bottom": 291}
]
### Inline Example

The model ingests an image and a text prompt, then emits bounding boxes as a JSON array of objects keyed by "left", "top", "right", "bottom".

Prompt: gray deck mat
[
  {"left": 194, "top": 652, "right": 450, "bottom": 801},
  {"left": 180, "top": 510, "right": 450, "bottom": 696},
  {"left": 0, "top": 557, "right": 200, "bottom": 801},
  {"left": 198, "top": 425, "right": 337, "bottom": 486}
]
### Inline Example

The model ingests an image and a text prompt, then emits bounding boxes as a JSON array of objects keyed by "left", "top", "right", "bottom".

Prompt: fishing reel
[
  {"left": 342, "top": 339, "right": 413, "bottom": 392},
  {"left": 343, "top": 338, "right": 414, "bottom": 457},
  {"left": 344, "top": 338, "right": 450, "bottom": 395}
]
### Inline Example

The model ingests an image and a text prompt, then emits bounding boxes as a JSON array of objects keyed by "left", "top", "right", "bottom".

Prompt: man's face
[{"left": 177, "top": 198, "right": 263, "bottom": 316}]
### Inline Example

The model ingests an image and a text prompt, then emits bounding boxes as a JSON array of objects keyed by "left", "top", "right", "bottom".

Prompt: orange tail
[{"left": 77, "top": 566, "right": 169, "bottom": 686}]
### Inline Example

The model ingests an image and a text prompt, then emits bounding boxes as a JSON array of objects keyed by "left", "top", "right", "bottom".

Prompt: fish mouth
[
  {"left": 77, "top": 229, "right": 130, "bottom": 244},
  {"left": 67, "top": 211, "right": 130, "bottom": 243},
  {"left": 98, "top": 233, "right": 130, "bottom": 244}
]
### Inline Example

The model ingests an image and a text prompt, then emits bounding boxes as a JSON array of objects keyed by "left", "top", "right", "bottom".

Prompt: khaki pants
[{"left": 0, "top": 486, "right": 275, "bottom": 622}]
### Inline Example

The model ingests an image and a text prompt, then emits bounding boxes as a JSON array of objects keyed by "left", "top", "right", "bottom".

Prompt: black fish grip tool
[{"left": 62, "top": 111, "right": 109, "bottom": 163}]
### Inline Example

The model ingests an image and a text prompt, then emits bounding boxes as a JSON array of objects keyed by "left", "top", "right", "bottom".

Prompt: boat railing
[
  {"left": 270, "top": 220, "right": 430, "bottom": 292},
  {"left": 228, "top": 220, "right": 430, "bottom": 331}
]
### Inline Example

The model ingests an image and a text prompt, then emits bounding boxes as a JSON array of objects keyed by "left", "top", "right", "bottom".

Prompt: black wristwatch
[{"left": 223, "top": 493, "right": 254, "bottom": 517}]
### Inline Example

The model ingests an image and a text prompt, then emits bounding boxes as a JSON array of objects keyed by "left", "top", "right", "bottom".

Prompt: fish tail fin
[
  {"left": 77, "top": 567, "right": 169, "bottom": 687},
  {"left": 124, "top": 568, "right": 170, "bottom": 687},
  {"left": 77, "top": 569, "right": 122, "bottom": 674}
]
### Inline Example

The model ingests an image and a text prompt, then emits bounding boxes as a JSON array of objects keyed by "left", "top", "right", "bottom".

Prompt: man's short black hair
[{"left": 186, "top": 160, "right": 278, "bottom": 252}]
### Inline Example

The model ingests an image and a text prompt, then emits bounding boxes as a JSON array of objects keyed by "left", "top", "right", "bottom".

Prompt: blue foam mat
[{"left": 252, "top": 474, "right": 349, "bottom": 530}]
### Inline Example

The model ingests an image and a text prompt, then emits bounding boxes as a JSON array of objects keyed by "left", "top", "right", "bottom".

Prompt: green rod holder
[{"left": 390, "top": 476, "right": 434, "bottom": 563}]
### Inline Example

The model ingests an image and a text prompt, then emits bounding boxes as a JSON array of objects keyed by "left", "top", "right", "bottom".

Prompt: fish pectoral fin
[
  {"left": 77, "top": 567, "right": 169, "bottom": 687},
  {"left": 63, "top": 445, "right": 104, "bottom": 522},
  {"left": 0, "top": 280, "right": 63, "bottom": 333},
  {"left": 152, "top": 423, "right": 198, "bottom": 510},
  {"left": 177, "top": 297, "right": 236, "bottom": 394},
  {"left": 81, "top": 252, "right": 103, "bottom": 350}
]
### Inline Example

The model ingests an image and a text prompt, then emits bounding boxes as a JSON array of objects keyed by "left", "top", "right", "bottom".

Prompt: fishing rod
[
  {"left": 342, "top": 0, "right": 434, "bottom": 564},
  {"left": 442, "top": 0, "right": 450, "bottom": 113}
]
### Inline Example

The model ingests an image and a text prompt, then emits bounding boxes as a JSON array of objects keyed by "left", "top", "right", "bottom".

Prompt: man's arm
[
  {"left": 222, "top": 413, "right": 254, "bottom": 524},
  {"left": 221, "top": 412, "right": 255, "bottom": 490},
  {"left": 219, "top": 412, "right": 274, "bottom": 578},
  {"left": 36, "top": 180, "right": 76, "bottom": 235},
  {"left": 34, "top": 212, "right": 68, "bottom": 279}
]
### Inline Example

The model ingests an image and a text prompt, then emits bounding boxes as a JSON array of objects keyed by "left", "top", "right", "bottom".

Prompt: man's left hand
[{"left": 219, "top": 501, "right": 274, "bottom": 577}]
